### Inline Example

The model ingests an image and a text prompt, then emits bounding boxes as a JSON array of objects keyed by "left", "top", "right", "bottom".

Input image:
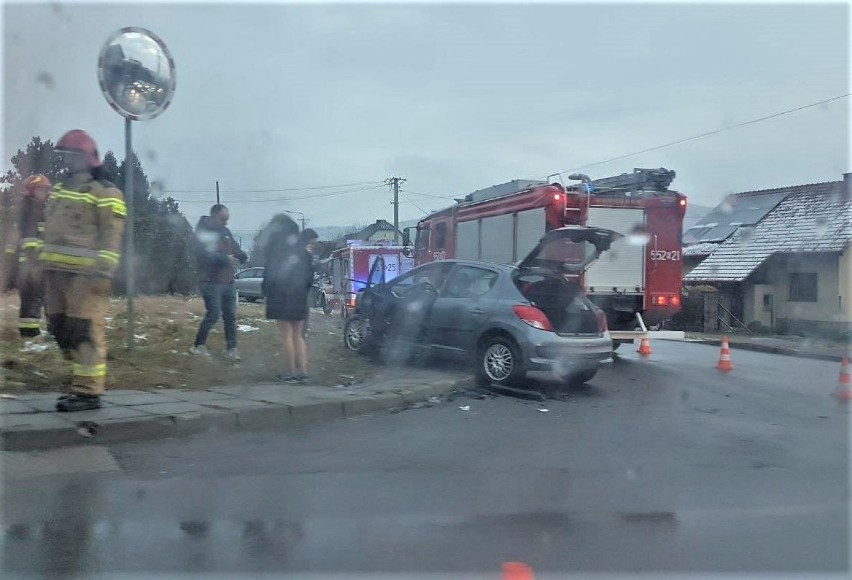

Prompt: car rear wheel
[
  {"left": 477, "top": 336, "right": 525, "bottom": 386},
  {"left": 343, "top": 315, "right": 371, "bottom": 353}
]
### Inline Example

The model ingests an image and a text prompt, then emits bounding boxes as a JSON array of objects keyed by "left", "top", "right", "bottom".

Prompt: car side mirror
[{"left": 402, "top": 228, "right": 412, "bottom": 247}]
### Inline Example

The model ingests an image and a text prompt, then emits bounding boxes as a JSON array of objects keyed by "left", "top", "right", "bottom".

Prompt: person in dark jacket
[
  {"left": 190, "top": 204, "right": 247, "bottom": 360},
  {"left": 261, "top": 214, "right": 314, "bottom": 383}
]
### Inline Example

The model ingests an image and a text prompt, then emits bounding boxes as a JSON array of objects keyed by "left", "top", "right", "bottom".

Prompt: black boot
[{"left": 56, "top": 393, "right": 101, "bottom": 412}]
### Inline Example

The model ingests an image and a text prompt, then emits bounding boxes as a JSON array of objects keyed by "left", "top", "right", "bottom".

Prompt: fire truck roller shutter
[
  {"left": 585, "top": 207, "right": 646, "bottom": 293},
  {"left": 480, "top": 214, "right": 514, "bottom": 263},
  {"left": 456, "top": 220, "right": 479, "bottom": 260},
  {"left": 515, "top": 208, "right": 546, "bottom": 264}
]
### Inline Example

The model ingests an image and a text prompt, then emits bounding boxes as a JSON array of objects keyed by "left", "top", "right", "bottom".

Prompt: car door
[
  {"left": 235, "top": 268, "right": 262, "bottom": 297},
  {"left": 381, "top": 262, "right": 453, "bottom": 344},
  {"left": 244, "top": 268, "right": 264, "bottom": 297},
  {"left": 428, "top": 264, "right": 501, "bottom": 353}
]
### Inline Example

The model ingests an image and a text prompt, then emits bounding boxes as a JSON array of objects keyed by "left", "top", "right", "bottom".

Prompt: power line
[
  {"left": 400, "top": 189, "right": 456, "bottom": 200},
  {"left": 399, "top": 191, "right": 428, "bottom": 215},
  {"left": 163, "top": 180, "right": 385, "bottom": 194},
  {"left": 169, "top": 183, "right": 388, "bottom": 203},
  {"left": 543, "top": 92, "right": 852, "bottom": 180}
]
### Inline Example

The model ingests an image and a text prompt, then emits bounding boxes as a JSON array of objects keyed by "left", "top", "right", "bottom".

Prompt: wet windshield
[{"left": 1, "top": 3, "right": 848, "bottom": 578}]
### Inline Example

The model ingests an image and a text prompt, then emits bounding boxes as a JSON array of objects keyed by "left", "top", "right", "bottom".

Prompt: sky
[{"left": 2, "top": 1, "right": 849, "bottom": 243}]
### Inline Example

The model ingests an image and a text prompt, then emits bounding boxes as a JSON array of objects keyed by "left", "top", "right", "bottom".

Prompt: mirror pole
[{"left": 125, "top": 116, "right": 135, "bottom": 350}]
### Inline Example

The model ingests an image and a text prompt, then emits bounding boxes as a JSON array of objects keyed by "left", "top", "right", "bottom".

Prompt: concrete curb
[
  {"left": 0, "top": 376, "right": 461, "bottom": 452},
  {"left": 663, "top": 338, "right": 849, "bottom": 363}
]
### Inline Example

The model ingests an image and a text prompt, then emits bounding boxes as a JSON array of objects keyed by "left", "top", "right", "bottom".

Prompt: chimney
[{"left": 844, "top": 173, "right": 852, "bottom": 199}]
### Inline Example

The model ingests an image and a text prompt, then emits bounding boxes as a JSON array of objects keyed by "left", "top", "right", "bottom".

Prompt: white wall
[
  {"left": 768, "top": 253, "right": 844, "bottom": 323},
  {"left": 367, "top": 230, "right": 397, "bottom": 242},
  {"left": 839, "top": 245, "right": 852, "bottom": 321}
]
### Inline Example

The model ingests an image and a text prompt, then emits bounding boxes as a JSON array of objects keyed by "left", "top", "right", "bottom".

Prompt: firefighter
[
  {"left": 15, "top": 174, "right": 52, "bottom": 337},
  {"left": 41, "top": 130, "right": 126, "bottom": 412}
]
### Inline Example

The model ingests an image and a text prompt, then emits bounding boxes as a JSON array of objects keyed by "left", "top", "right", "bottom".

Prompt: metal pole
[
  {"left": 125, "top": 117, "right": 135, "bottom": 350},
  {"left": 216, "top": 181, "right": 220, "bottom": 205},
  {"left": 393, "top": 177, "right": 399, "bottom": 244}
]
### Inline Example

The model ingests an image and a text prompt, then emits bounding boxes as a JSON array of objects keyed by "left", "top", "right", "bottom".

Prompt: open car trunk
[
  {"left": 514, "top": 273, "right": 602, "bottom": 336},
  {"left": 511, "top": 225, "right": 620, "bottom": 336}
]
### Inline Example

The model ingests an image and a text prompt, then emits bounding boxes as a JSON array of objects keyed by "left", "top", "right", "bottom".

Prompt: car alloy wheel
[
  {"left": 344, "top": 316, "right": 370, "bottom": 352},
  {"left": 483, "top": 342, "right": 514, "bottom": 382}
]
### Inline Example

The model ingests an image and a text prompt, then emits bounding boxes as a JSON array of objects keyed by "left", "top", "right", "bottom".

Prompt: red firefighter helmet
[
  {"left": 22, "top": 174, "right": 51, "bottom": 197},
  {"left": 56, "top": 129, "right": 102, "bottom": 168}
]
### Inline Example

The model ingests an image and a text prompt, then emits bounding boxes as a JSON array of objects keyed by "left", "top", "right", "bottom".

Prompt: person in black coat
[{"left": 261, "top": 215, "right": 314, "bottom": 383}]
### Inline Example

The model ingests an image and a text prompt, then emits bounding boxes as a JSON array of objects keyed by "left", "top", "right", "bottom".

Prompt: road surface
[{"left": 2, "top": 341, "right": 849, "bottom": 578}]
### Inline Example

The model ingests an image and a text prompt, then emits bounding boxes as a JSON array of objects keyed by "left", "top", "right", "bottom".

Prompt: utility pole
[
  {"left": 387, "top": 176, "right": 406, "bottom": 244},
  {"left": 283, "top": 210, "right": 307, "bottom": 230},
  {"left": 216, "top": 181, "right": 220, "bottom": 205}
]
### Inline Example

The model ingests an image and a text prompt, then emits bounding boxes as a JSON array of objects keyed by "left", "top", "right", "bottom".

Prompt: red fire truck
[{"left": 408, "top": 169, "right": 687, "bottom": 345}]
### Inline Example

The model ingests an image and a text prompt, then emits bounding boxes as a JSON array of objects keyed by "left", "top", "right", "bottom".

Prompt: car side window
[
  {"left": 390, "top": 267, "right": 434, "bottom": 297},
  {"left": 390, "top": 263, "right": 452, "bottom": 297},
  {"left": 443, "top": 266, "right": 498, "bottom": 299}
]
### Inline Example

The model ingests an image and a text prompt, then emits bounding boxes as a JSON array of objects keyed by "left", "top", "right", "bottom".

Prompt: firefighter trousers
[
  {"left": 17, "top": 259, "right": 44, "bottom": 337},
  {"left": 44, "top": 271, "right": 111, "bottom": 396}
]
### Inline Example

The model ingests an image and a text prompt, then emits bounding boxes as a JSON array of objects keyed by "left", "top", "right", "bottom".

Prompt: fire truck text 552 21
[{"left": 650, "top": 250, "right": 680, "bottom": 261}]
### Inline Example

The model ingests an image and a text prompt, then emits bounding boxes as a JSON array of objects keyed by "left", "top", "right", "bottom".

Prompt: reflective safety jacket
[
  {"left": 40, "top": 173, "right": 126, "bottom": 277},
  {"left": 16, "top": 198, "right": 47, "bottom": 266}
]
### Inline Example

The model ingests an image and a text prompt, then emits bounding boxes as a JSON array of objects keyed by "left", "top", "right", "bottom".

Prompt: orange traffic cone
[
  {"left": 503, "top": 562, "right": 535, "bottom": 580},
  {"left": 835, "top": 357, "right": 852, "bottom": 401},
  {"left": 637, "top": 337, "right": 652, "bottom": 357},
  {"left": 716, "top": 336, "right": 733, "bottom": 373}
]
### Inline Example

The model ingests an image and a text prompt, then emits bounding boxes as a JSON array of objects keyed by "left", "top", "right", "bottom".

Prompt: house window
[
  {"left": 789, "top": 273, "right": 817, "bottom": 302},
  {"left": 435, "top": 222, "right": 447, "bottom": 250}
]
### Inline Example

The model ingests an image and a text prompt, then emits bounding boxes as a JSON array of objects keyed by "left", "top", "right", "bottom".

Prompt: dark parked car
[{"left": 343, "top": 226, "right": 620, "bottom": 386}]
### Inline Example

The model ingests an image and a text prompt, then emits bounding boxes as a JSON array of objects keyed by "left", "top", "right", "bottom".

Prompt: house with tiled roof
[
  {"left": 350, "top": 219, "right": 402, "bottom": 243},
  {"left": 680, "top": 174, "right": 851, "bottom": 337}
]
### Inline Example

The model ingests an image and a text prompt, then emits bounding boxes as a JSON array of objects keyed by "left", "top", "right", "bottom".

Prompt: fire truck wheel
[
  {"left": 344, "top": 315, "right": 371, "bottom": 353},
  {"left": 476, "top": 336, "right": 524, "bottom": 387}
]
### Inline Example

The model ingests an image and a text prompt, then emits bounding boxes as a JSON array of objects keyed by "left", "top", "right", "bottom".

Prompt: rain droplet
[
  {"left": 150, "top": 181, "right": 165, "bottom": 198},
  {"left": 814, "top": 217, "right": 829, "bottom": 237},
  {"left": 720, "top": 199, "right": 734, "bottom": 214},
  {"left": 36, "top": 71, "right": 55, "bottom": 89},
  {"left": 627, "top": 225, "right": 651, "bottom": 246},
  {"left": 145, "top": 149, "right": 158, "bottom": 162}
]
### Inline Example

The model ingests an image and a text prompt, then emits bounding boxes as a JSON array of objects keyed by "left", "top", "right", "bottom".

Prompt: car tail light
[
  {"left": 596, "top": 309, "right": 608, "bottom": 333},
  {"left": 670, "top": 295, "right": 681, "bottom": 306},
  {"left": 513, "top": 305, "right": 553, "bottom": 332}
]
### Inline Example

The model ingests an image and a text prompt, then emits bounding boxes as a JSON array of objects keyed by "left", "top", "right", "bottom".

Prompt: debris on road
[
  {"left": 459, "top": 405, "right": 470, "bottom": 411},
  {"left": 405, "top": 396, "right": 447, "bottom": 411},
  {"left": 0, "top": 393, "right": 18, "bottom": 399},
  {"left": 237, "top": 324, "right": 259, "bottom": 333},
  {"left": 538, "top": 408, "right": 549, "bottom": 413},
  {"left": 483, "top": 382, "right": 547, "bottom": 402}
]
